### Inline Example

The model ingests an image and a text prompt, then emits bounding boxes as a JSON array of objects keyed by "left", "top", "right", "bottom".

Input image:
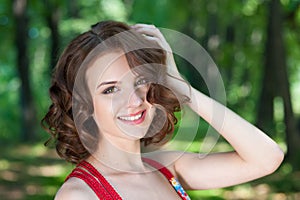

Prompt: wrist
[{"left": 165, "top": 74, "right": 191, "bottom": 104}]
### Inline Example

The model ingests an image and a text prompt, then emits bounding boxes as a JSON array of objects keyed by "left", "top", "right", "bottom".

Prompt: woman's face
[{"left": 86, "top": 50, "right": 156, "bottom": 143}]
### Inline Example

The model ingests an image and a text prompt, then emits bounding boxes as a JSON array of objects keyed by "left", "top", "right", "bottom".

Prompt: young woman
[{"left": 42, "top": 21, "right": 284, "bottom": 200}]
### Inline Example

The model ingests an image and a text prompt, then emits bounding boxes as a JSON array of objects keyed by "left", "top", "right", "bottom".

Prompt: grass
[
  {"left": 0, "top": 143, "right": 73, "bottom": 200},
  {"left": 0, "top": 142, "right": 299, "bottom": 200}
]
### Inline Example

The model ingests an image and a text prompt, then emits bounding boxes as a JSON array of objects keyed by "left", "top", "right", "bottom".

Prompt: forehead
[{"left": 86, "top": 51, "right": 134, "bottom": 90}]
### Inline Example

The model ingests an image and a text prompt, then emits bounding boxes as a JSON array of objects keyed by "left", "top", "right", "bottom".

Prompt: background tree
[
  {"left": 12, "top": 0, "right": 37, "bottom": 141},
  {"left": 45, "top": 0, "right": 61, "bottom": 71},
  {"left": 257, "top": 0, "right": 300, "bottom": 169},
  {"left": 1, "top": 0, "right": 300, "bottom": 199}
]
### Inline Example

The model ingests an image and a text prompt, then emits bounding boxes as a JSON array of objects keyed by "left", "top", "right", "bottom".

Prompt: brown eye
[{"left": 102, "top": 86, "right": 119, "bottom": 94}]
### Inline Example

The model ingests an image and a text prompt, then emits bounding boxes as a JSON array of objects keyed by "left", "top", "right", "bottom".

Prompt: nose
[{"left": 127, "top": 89, "right": 143, "bottom": 108}]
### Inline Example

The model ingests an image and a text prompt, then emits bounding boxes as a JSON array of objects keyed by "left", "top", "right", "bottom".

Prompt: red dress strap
[
  {"left": 78, "top": 161, "right": 122, "bottom": 199},
  {"left": 66, "top": 167, "right": 111, "bottom": 199},
  {"left": 142, "top": 157, "right": 191, "bottom": 200},
  {"left": 142, "top": 157, "right": 173, "bottom": 179},
  {"left": 66, "top": 161, "right": 122, "bottom": 200},
  {"left": 65, "top": 159, "right": 190, "bottom": 200}
]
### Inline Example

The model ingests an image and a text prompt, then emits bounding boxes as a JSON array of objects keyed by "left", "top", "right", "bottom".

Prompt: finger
[
  {"left": 131, "top": 24, "right": 156, "bottom": 29},
  {"left": 134, "top": 28, "right": 166, "bottom": 46},
  {"left": 131, "top": 24, "right": 163, "bottom": 39},
  {"left": 133, "top": 27, "right": 161, "bottom": 37},
  {"left": 142, "top": 35, "right": 172, "bottom": 54},
  {"left": 142, "top": 34, "right": 161, "bottom": 43},
  {"left": 131, "top": 24, "right": 172, "bottom": 52}
]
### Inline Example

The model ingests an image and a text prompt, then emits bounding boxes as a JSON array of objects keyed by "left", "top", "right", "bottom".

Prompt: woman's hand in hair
[
  {"left": 131, "top": 24, "right": 190, "bottom": 100},
  {"left": 131, "top": 24, "right": 180, "bottom": 78}
]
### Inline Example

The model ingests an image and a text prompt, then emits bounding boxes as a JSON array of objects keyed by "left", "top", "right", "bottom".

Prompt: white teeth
[{"left": 119, "top": 112, "right": 143, "bottom": 121}]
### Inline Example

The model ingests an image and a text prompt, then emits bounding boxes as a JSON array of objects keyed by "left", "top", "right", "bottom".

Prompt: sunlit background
[{"left": 0, "top": 0, "right": 300, "bottom": 199}]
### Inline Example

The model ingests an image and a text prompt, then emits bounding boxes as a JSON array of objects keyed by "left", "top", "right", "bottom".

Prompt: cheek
[{"left": 93, "top": 97, "right": 114, "bottom": 125}]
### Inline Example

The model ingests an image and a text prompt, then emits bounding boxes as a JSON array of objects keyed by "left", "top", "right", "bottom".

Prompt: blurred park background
[{"left": 1, "top": 0, "right": 300, "bottom": 199}]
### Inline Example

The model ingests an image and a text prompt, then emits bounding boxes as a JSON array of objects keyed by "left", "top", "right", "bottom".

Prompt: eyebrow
[{"left": 97, "top": 81, "right": 119, "bottom": 89}]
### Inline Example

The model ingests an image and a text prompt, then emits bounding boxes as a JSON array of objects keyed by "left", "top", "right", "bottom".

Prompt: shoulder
[
  {"left": 54, "top": 177, "right": 98, "bottom": 200},
  {"left": 144, "top": 151, "right": 186, "bottom": 177}
]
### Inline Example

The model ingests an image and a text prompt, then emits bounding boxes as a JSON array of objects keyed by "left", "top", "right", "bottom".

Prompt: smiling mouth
[{"left": 117, "top": 110, "right": 146, "bottom": 124}]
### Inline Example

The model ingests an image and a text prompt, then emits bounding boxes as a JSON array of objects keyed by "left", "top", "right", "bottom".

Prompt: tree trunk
[
  {"left": 67, "top": 0, "right": 80, "bottom": 18},
  {"left": 256, "top": 0, "right": 276, "bottom": 133},
  {"left": 45, "top": 0, "right": 61, "bottom": 70},
  {"left": 13, "top": 0, "right": 37, "bottom": 141},
  {"left": 257, "top": 0, "right": 300, "bottom": 169},
  {"left": 270, "top": 0, "right": 300, "bottom": 169}
]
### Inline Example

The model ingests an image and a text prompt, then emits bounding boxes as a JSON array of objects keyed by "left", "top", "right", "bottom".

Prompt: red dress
[{"left": 65, "top": 158, "right": 191, "bottom": 200}]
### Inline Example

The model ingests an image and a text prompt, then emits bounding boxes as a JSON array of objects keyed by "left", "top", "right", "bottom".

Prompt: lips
[{"left": 117, "top": 110, "right": 146, "bottom": 125}]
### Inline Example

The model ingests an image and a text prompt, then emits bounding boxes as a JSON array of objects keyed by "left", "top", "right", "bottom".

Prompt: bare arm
[
  {"left": 174, "top": 87, "right": 284, "bottom": 189},
  {"left": 132, "top": 23, "right": 284, "bottom": 190}
]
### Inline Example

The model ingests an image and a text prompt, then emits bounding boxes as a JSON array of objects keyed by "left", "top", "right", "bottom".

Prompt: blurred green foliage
[
  {"left": 0, "top": 0, "right": 300, "bottom": 199},
  {"left": 0, "top": 0, "right": 299, "bottom": 142}
]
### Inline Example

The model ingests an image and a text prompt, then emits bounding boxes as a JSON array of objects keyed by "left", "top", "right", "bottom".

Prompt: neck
[{"left": 88, "top": 135, "right": 146, "bottom": 173}]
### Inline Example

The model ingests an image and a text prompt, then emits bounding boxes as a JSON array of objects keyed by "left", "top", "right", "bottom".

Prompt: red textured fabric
[
  {"left": 78, "top": 161, "right": 122, "bottom": 199},
  {"left": 141, "top": 157, "right": 174, "bottom": 179},
  {"left": 66, "top": 161, "right": 121, "bottom": 199},
  {"left": 66, "top": 168, "right": 111, "bottom": 199},
  {"left": 142, "top": 157, "right": 191, "bottom": 200},
  {"left": 65, "top": 158, "right": 190, "bottom": 200}
]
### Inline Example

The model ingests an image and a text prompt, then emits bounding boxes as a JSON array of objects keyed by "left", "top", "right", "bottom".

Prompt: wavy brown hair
[{"left": 41, "top": 20, "right": 186, "bottom": 164}]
